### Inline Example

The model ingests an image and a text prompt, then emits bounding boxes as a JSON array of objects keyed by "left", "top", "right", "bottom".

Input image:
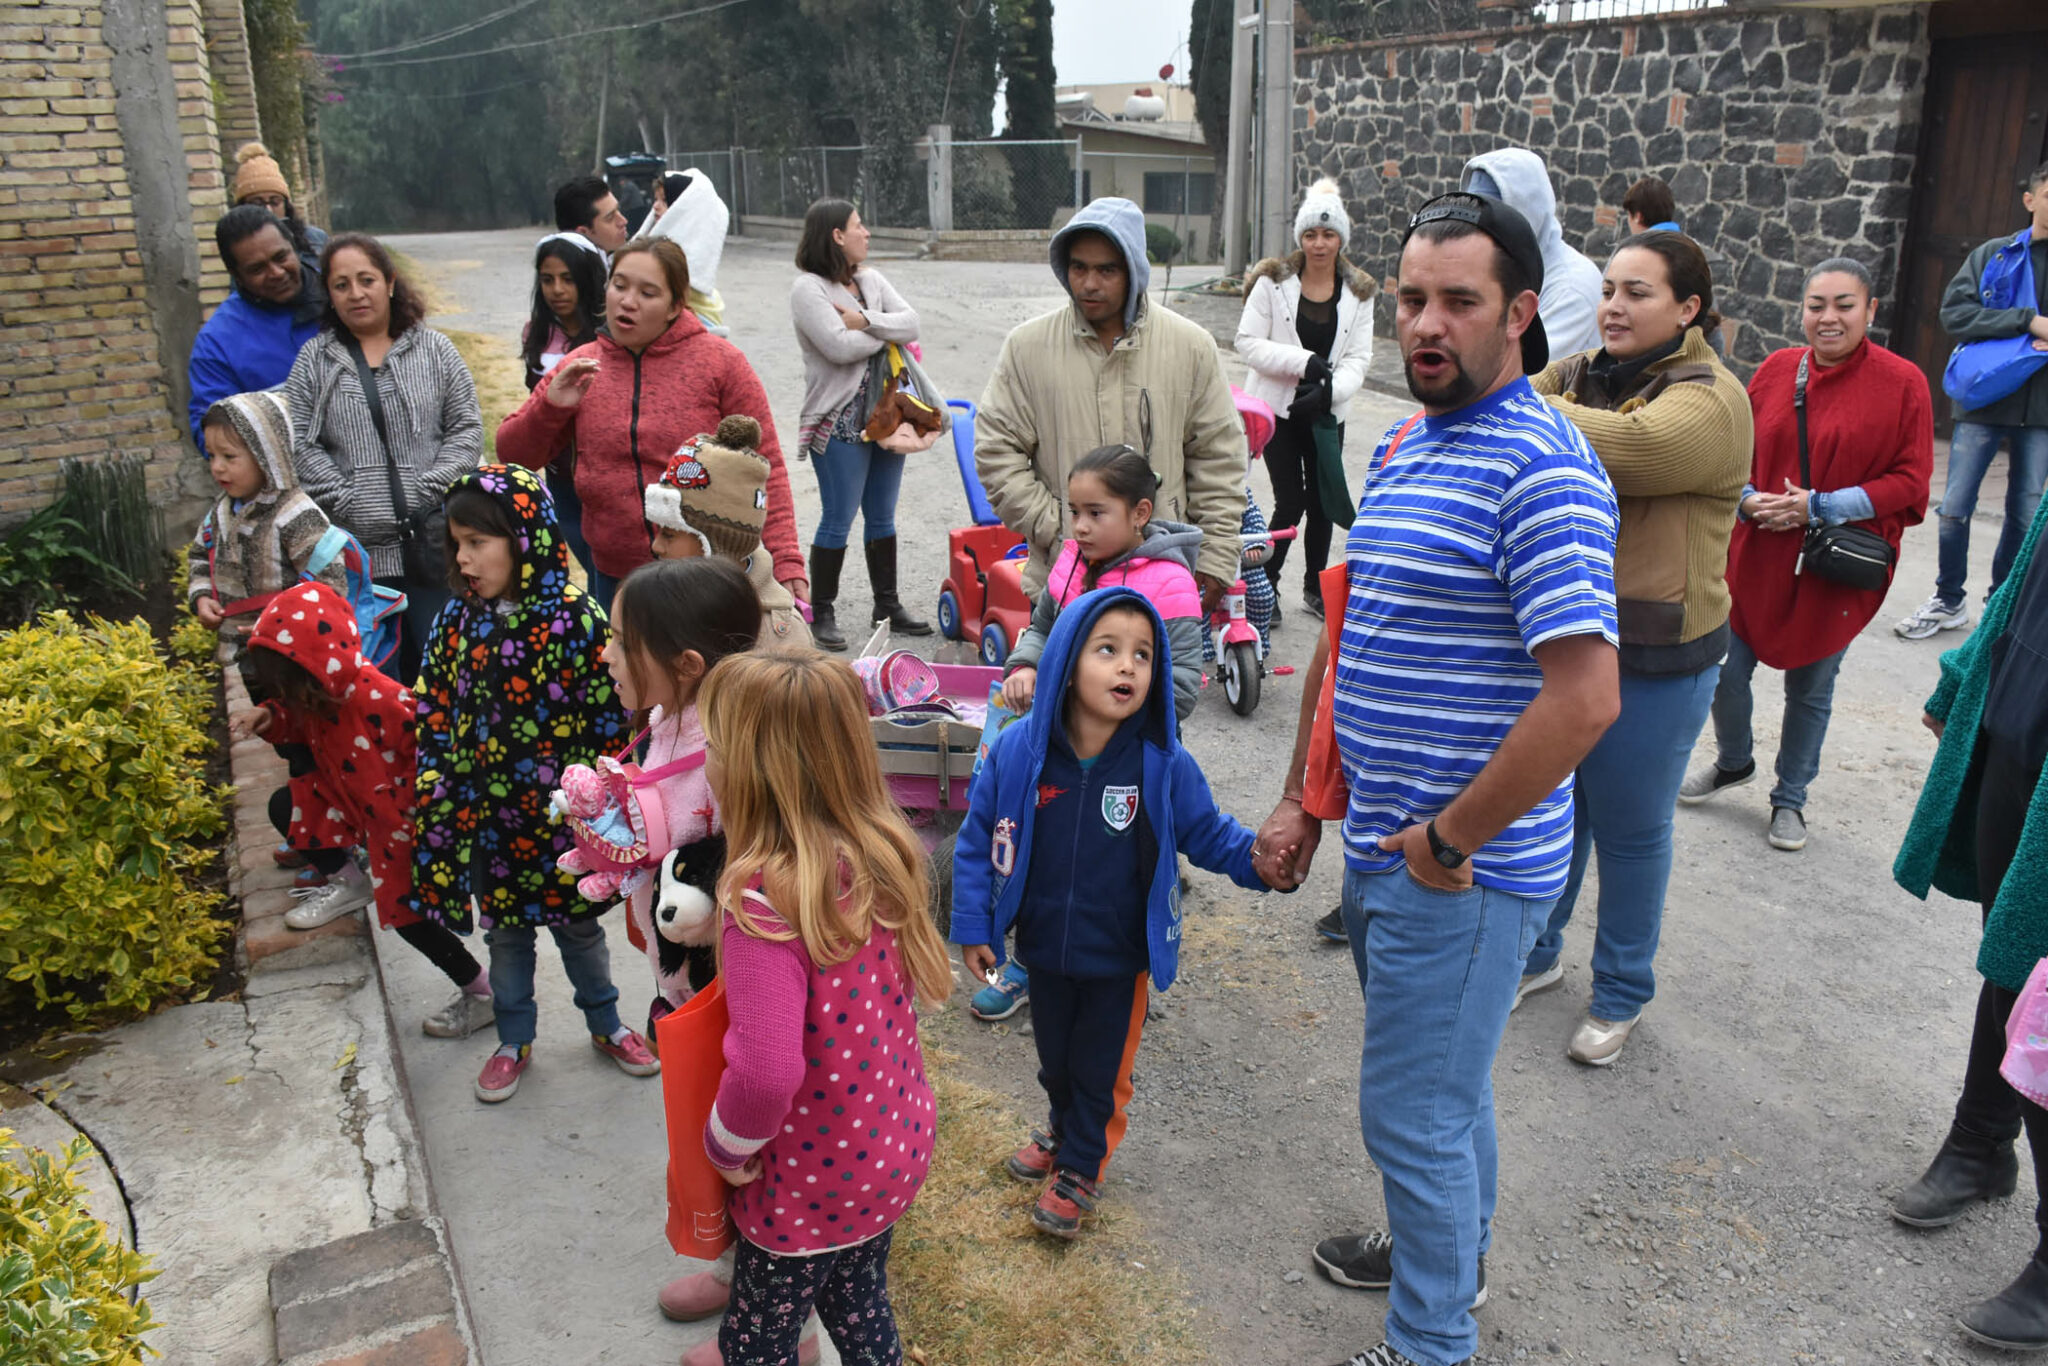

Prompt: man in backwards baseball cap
[{"left": 1255, "top": 184, "right": 1620, "bottom": 1366}]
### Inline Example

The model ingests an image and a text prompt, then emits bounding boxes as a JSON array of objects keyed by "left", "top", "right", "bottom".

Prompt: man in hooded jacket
[
  {"left": 1462, "top": 149, "right": 1604, "bottom": 358},
  {"left": 975, "top": 197, "right": 1249, "bottom": 604}
]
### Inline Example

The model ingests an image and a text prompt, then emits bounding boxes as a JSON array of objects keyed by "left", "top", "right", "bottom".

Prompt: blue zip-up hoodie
[
  {"left": 950, "top": 586, "right": 1269, "bottom": 989},
  {"left": 186, "top": 270, "right": 324, "bottom": 452}
]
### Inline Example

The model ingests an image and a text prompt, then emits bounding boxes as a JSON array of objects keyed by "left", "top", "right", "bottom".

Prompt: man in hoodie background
[
  {"left": 975, "top": 197, "right": 1250, "bottom": 605},
  {"left": 1462, "top": 149, "right": 1604, "bottom": 357}
]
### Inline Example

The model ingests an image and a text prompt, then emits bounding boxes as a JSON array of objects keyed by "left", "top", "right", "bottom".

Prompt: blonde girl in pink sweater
[{"left": 671, "top": 649, "right": 952, "bottom": 1366}]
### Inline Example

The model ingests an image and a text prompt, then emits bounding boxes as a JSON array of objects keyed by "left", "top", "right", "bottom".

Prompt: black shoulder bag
[
  {"left": 1794, "top": 350, "right": 1895, "bottom": 592},
  {"left": 343, "top": 334, "right": 446, "bottom": 584}
]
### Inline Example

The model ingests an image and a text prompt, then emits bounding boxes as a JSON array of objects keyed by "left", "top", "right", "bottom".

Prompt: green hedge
[
  {"left": 0, "top": 1128, "right": 159, "bottom": 1365},
  {"left": 0, "top": 614, "right": 228, "bottom": 1020}
]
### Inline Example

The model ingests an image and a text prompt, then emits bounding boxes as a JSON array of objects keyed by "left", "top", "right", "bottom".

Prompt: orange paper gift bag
[{"left": 657, "top": 977, "right": 735, "bottom": 1259}]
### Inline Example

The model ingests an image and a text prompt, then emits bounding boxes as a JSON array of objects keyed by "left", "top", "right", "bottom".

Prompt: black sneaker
[
  {"left": 1304, "top": 589, "right": 1326, "bottom": 620},
  {"left": 1315, "top": 906, "right": 1348, "bottom": 943},
  {"left": 1326, "top": 1346, "right": 1431, "bottom": 1366},
  {"left": 1313, "top": 1231, "right": 1488, "bottom": 1309}
]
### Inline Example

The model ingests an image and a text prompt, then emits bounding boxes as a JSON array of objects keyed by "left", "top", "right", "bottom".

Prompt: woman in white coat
[{"left": 1235, "top": 178, "right": 1377, "bottom": 621}]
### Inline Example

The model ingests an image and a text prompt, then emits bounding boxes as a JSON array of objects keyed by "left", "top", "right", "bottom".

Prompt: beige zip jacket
[{"left": 974, "top": 295, "right": 1250, "bottom": 591}]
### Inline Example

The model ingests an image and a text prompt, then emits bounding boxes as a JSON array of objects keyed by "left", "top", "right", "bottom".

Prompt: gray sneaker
[
  {"left": 1895, "top": 594, "right": 1969, "bottom": 640},
  {"left": 1512, "top": 961, "right": 1563, "bottom": 1011},
  {"left": 1678, "top": 760, "right": 1756, "bottom": 805},
  {"left": 1768, "top": 806, "right": 1807, "bottom": 852},
  {"left": 422, "top": 989, "right": 496, "bottom": 1039}
]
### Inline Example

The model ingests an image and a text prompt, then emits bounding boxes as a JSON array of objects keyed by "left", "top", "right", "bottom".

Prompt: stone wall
[
  {"left": 0, "top": 0, "right": 229, "bottom": 528},
  {"left": 1295, "top": 3, "right": 1931, "bottom": 369}
]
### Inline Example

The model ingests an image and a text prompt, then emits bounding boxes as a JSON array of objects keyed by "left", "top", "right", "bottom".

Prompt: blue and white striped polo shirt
[{"left": 1334, "top": 378, "right": 1618, "bottom": 900}]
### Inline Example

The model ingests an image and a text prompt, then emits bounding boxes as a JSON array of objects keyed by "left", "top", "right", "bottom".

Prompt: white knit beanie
[{"left": 1294, "top": 177, "right": 1351, "bottom": 248}]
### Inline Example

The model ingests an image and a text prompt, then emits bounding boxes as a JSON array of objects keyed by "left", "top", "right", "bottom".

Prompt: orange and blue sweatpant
[{"left": 1024, "top": 966, "right": 1148, "bottom": 1181}]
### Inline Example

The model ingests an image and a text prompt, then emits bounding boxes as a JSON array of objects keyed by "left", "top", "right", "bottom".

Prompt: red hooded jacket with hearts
[
  {"left": 250, "top": 582, "right": 420, "bottom": 930},
  {"left": 494, "top": 309, "right": 803, "bottom": 584}
]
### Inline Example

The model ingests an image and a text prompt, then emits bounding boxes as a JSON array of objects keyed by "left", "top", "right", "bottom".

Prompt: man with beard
[
  {"left": 1253, "top": 192, "right": 1621, "bottom": 1366},
  {"left": 186, "top": 205, "right": 325, "bottom": 453}
]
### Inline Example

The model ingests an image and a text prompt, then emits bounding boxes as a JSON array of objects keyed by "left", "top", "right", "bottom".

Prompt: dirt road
[{"left": 390, "top": 226, "right": 2021, "bottom": 1366}]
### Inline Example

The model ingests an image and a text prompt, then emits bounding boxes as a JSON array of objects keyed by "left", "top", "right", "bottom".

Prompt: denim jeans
[
  {"left": 485, "top": 919, "right": 622, "bottom": 1048},
  {"left": 587, "top": 569, "right": 621, "bottom": 616},
  {"left": 812, "top": 437, "right": 904, "bottom": 549},
  {"left": 1524, "top": 664, "right": 1719, "bottom": 1022},
  {"left": 375, "top": 574, "right": 450, "bottom": 688},
  {"left": 1935, "top": 422, "right": 2048, "bottom": 608},
  {"left": 1342, "top": 866, "right": 1552, "bottom": 1366},
  {"left": 1710, "top": 630, "right": 1848, "bottom": 812},
  {"left": 545, "top": 463, "right": 597, "bottom": 581}
]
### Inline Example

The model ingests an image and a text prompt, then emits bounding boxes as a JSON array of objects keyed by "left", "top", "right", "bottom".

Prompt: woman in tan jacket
[{"left": 1515, "top": 231, "right": 1752, "bottom": 1066}]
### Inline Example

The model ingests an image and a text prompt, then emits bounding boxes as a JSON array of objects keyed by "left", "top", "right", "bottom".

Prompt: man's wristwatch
[{"left": 1426, "top": 820, "right": 1469, "bottom": 870}]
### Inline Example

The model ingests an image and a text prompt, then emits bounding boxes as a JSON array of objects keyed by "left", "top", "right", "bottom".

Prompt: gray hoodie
[
  {"left": 1462, "top": 148, "right": 1605, "bottom": 358},
  {"left": 1051, "top": 197, "right": 1152, "bottom": 331}
]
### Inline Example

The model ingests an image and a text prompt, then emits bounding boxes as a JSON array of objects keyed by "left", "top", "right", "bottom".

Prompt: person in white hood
[
  {"left": 1462, "top": 148, "right": 1603, "bottom": 357},
  {"left": 635, "top": 169, "right": 730, "bottom": 334}
]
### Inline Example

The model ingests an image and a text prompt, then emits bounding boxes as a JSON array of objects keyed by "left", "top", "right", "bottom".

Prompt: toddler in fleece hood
[{"left": 1462, "top": 148, "right": 1604, "bottom": 357}]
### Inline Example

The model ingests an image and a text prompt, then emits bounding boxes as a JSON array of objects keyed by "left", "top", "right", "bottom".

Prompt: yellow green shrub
[
  {"left": 0, "top": 613, "right": 228, "bottom": 1019},
  {"left": 0, "top": 1128, "right": 159, "bottom": 1365}
]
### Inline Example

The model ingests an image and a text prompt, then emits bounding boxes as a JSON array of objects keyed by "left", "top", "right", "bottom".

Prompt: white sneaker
[
  {"left": 422, "top": 990, "right": 496, "bottom": 1039},
  {"left": 1512, "top": 961, "right": 1564, "bottom": 1011},
  {"left": 1894, "top": 594, "right": 1969, "bottom": 640},
  {"left": 1568, "top": 1012, "right": 1641, "bottom": 1066},
  {"left": 284, "top": 877, "right": 373, "bottom": 929}
]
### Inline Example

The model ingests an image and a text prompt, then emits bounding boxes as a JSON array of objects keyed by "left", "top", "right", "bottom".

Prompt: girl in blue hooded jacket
[{"left": 953, "top": 585, "right": 1286, "bottom": 1239}]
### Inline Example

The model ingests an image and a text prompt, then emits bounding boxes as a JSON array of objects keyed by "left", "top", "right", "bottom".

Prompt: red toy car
[{"left": 935, "top": 399, "right": 1034, "bottom": 665}]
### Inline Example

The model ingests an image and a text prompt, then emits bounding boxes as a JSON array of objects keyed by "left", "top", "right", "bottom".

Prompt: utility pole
[
  {"left": 1259, "top": 0, "right": 1293, "bottom": 261},
  {"left": 1222, "top": 0, "right": 1256, "bottom": 276}
]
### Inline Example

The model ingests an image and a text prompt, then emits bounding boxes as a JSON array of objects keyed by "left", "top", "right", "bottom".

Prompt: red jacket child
[{"left": 249, "top": 583, "right": 421, "bottom": 930}]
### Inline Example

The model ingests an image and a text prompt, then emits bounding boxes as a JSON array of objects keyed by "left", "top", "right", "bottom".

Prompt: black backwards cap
[{"left": 1404, "top": 191, "right": 1550, "bottom": 374}]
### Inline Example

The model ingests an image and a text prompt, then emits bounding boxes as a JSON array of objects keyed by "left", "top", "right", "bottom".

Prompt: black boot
[
  {"left": 865, "top": 535, "right": 931, "bottom": 636},
  {"left": 1891, "top": 1126, "right": 2019, "bottom": 1228},
  {"left": 809, "top": 545, "right": 848, "bottom": 652},
  {"left": 1962, "top": 1257, "right": 2048, "bottom": 1351}
]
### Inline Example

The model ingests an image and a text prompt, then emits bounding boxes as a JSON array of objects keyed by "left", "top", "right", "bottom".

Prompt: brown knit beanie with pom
[
  {"left": 642, "top": 415, "right": 769, "bottom": 563},
  {"left": 233, "top": 143, "right": 291, "bottom": 205}
]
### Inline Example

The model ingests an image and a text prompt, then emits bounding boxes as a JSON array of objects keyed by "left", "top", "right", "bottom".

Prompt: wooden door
[{"left": 1893, "top": 34, "right": 2048, "bottom": 428}]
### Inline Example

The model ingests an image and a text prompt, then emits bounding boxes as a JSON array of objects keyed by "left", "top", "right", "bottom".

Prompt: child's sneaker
[
  {"left": 657, "top": 1270, "right": 730, "bottom": 1322},
  {"left": 1006, "top": 1128, "right": 1060, "bottom": 1183},
  {"left": 284, "top": 876, "right": 373, "bottom": 929},
  {"left": 421, "top": 989, "right": 495, "bottom": 1039},
  {"left": 1031, "top": 1167, "right": 1099, "bottom": 1240},
  {"left": 593, "top": 1027, "right": 660, "bottom": 1077},
  {"left": 970, "top": 960, "right": 1029, "bottom": 1021},
  {"left": 272, "top": 842, "right": 308, "bottom": 869},
  {"left": 474, "top": 1044, "right": 529, "bottom": 1103}
]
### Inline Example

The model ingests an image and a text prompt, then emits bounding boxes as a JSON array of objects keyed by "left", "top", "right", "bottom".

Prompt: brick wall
[
  {"left": 199, "top": 0, "right": 260, "bottom": 172},
  {"left": 0, "top": 0, "right": 229, "bottom": 528},
  {"left": 1295, "top": 3, "right": 1932, "bottom": 370}
]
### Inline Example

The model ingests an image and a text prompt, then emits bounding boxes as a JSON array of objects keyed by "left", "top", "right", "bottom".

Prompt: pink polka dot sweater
[{"left": 705, "top": 891, "right": 934, "bottom": 1254}]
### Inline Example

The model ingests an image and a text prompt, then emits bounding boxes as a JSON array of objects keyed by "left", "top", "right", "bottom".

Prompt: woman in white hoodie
[{"left": 1235, "top": 178, "right": 1377, "bottom": 622}]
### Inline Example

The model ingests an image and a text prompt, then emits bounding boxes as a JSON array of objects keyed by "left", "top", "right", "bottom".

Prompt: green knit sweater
[{"left": 1893, "top": 503, "right": 2048, "bottom": 991}]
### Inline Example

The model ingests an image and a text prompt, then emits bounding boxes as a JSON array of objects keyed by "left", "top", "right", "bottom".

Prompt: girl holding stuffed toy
[
  {"left": 594, "top": 556, "right": 760, "bottom": 1040},
  {"left": 662, "top": 649, "right": 952, "bottom": 1366},
  {"left": 410, "top": 464, "right": 644, "bottom": 1104}
]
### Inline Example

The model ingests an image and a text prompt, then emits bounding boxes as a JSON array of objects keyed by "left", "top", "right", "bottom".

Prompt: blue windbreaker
[{"left": 950, "top": 587, "right": 1269, "bottom": 989}]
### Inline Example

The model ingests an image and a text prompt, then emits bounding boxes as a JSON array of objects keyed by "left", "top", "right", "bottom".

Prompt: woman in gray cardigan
[
  {"left": 285, "top": 232, "right": 483, "bottom": 680},
  {"left": 789, "top": 198, "right": 929, "bottom": 650}
]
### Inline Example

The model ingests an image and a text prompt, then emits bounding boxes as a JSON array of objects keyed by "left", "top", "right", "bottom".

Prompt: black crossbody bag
[
  {"left": 1794, "top": 350, "right": 1895, "bottom": 592},
  {"left": 343, "top": 334, "right": 446, "bottom": 584}
]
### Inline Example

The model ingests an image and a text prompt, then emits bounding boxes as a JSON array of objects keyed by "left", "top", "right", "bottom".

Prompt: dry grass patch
[
  {"left": 441, "top": 328, "right": 526, "bottom": 459},
  {"left": 893, "top": 1048, "right": 1208, "bottom": 1366}
]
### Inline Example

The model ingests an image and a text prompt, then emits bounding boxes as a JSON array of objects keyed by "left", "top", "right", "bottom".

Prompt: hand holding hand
[
  {"left": 1254, "top": 798, "right": 1321, "bottom": 890},
  {"left": 1378, "top": 823, "right": 1473, "bottom": 891},
  {"left": 1000, "top": 667, "right": 1037, "bottom": 712},
  {"left": 195, "top": 596, "right": 225, "bottom": 629},
  {"left": 715, "top": 1157, "right": 763, "bottom": 1188},
  {"left": 544, "top": 357, "right": 600, "bottom": 409},
  {"left": 962, "top": 945, "right": 998, "bottom": 981}
]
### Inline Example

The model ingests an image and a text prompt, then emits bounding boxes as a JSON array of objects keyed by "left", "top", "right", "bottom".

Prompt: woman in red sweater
[
  {"left": 1680, "top": 258, "right": 1934, "bottom": 851},
  {"left": 497, "top": 239, "right": 807, "bottom": 610}
]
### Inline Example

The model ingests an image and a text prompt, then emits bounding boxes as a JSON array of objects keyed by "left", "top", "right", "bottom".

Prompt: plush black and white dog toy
[{"left": 653, "top": 834, "right": 726, "bottom": 1000}]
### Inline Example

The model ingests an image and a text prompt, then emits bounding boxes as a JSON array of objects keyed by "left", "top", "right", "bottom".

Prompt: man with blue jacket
[
  {"left": 1898, "top": 161, "right": 2048, "bottom": 640},
  {"left": 186, "top": 205, "right": 324, "bottom": 453},
  {"left": 953, "top": 586, "right": 1284, "bottom": 1239}
]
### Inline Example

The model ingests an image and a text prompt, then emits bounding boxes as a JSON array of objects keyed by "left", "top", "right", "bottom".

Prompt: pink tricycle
[{"left": 1210, "top": 526, "right": 1296, "bottom": 716}]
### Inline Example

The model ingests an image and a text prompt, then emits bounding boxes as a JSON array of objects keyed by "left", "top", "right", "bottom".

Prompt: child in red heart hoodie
[{"left": 228, "top": 582, "right": 495, "bottom": 1038}]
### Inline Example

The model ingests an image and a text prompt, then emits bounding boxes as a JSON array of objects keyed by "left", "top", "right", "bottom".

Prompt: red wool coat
[
  {"left": 251, "top": 583, "right": 421, "bottom": 930},
  {"left": 1728, "top": 340, "right": 1934, "bottom": 670},
  {"left": 495, "top": 310, "right": 803, "bottom": 584}
]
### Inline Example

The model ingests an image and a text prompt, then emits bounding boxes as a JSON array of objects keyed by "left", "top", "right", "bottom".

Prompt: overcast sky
[{"left": 1051, "top": 0, "right": 1191, "bottom": 88}]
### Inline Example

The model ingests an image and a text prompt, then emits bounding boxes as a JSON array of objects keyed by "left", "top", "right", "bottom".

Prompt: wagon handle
[{"left": 937, "top": 720, "right": 951, "bottom": 808}]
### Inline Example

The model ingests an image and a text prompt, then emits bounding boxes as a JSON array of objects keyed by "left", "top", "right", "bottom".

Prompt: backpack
[
  {"left": 551, "top": 727, "right": 706, "bottom": 902},
  {"left": 209, "top": 524, "right": 406, "bottom": 670}
]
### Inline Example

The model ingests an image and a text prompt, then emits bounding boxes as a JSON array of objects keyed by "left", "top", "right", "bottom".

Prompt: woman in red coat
[
  {"left": 1679, "top": 258, "right": 1934, "bottom": 851},
  {"left": 496, "top": 239, "right": 807, "bottom": 611}
]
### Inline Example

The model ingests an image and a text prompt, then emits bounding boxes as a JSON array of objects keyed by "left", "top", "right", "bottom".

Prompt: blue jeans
[
  {"left": 1935, "top": 422, "right": 2048, "bottom": 608},
  {"left": 485, "top": 919, "right": 622, "bottom": 1048},
  {"left": 1524, "top": 664, "right": 1719, "bottom": 1022},
  {"left": 1342, "top": 866, "right": 1552, "bottom": 1366},
  {"left": 587, "top": 569, "right": 621, "bottom": 616},
  {"left": 375, "top": 574, "right": 450, "bottom": 689},
  {"left": 1710, "top": 629, "right": 1847, "bottom": 813},
  {"left": 546, "top": 463, "right": 597, "bottom": 581},
  {"left": 811, "top": 436, "right": 904, "bottom": 549}
]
